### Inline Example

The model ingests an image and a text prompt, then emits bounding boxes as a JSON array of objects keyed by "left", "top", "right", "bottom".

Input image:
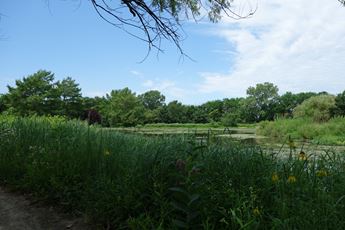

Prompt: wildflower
[
  {"left": 104, "top": 150, "right": 110, "bottom": 156},
  {"left": 287, "top": 175, "right": 297, "bottom": 183},
  {"left": 316, "top": 169, "right": 328, "bottom": 177},
  {"left": 271, "top": 172, "right": 279, "bottom": 183},
  {"left": 298, "top": 151, "right": 308, "bottom": 161},
  {"left": 253, "top": 207, "right": 261, "bottom": 216}
]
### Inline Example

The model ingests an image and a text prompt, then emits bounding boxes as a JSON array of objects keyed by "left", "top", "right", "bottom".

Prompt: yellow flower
[
  {"left": 271, "top": 172, "right": 279, "bottom": 183},
  {"left": 287, "top": 175, "right": 297, "bottom": 183},
  {"left": 104, "top": 150, "right": 110, "bottom": 156},
  {"left": 253, "top": 207, "right": 261, "bottom": 216},
  {"left": 316, "top": 169, "right": 328, "bottom": 177},
  {"left": 298, "top": 151, "right": 308, "bottom": 161}
]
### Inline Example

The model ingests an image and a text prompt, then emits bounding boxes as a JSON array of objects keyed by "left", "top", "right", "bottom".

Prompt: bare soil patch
[{"left": 0, "top": 187, "right": 92, "bottom": 230}]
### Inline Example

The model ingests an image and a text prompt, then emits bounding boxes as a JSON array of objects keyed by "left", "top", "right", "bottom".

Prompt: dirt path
[{"left": 0, "top": 187, "right": 92, "bottom": 230}]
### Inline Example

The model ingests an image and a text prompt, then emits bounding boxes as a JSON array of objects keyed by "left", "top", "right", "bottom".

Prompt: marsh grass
[
  {"left": 1, "top": 115, "right": 345, "bottom": 229},
  {"left": 258, "top": 117, "right": 345, "bottom": 145}
]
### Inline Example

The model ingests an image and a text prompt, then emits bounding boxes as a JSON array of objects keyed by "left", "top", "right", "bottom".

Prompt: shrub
[
  {"left": 293, "top": 94, "right": 335, "bottom": 122},
  {"left": 221, "top": 112, "right": 239, "bottom": 127}
]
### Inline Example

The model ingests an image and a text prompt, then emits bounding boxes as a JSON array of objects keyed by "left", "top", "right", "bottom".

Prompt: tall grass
[
  {"left": 258, "top": 117, "right": 345, "bottom": 145},
  {"left": 1, "top": 115, "right": 345, "bottom": 229}
]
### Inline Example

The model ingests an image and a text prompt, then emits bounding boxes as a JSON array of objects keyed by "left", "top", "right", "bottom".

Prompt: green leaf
[{"left": 172, "top": 219, "right": 188, "bottom": 229}]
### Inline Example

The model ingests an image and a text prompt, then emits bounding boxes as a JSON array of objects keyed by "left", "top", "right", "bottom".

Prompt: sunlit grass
[{"left": 1, "top": 115, "right": 345, "bottom": 229}]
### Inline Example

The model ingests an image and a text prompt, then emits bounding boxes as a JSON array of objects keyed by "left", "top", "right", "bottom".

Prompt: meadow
[{"left": 1, "top": 115, "right": 345, "bottom": 229}]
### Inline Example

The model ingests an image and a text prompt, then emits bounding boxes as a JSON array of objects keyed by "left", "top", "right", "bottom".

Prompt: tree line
[{"left": 1, "top": 70, "right": 344, "bottom": 126}]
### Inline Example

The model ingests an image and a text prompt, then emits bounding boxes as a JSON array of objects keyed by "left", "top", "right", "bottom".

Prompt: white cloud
[
  {"left": 130, "top": 70, "right": 143, "bottom": 78},
  {"left": 141, "top": 79, "right": 192, "bottom": 102},
  {"left": 198, "top": 0, "right": 345, "bottom": 96}
]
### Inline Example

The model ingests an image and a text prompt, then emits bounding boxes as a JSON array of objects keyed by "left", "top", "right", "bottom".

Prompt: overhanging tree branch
[{"left": 89, "top": 0, "right": 257, "bottom": 56}]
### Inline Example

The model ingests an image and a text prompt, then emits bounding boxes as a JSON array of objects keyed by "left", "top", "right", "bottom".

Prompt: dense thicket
[{"left": 1, "top": 70, "right": 344, "bottom": 126}]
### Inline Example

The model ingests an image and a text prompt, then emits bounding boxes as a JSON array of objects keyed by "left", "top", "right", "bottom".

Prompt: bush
[{"left": 293, "top": 94, "right": 335, "bottom": 122}]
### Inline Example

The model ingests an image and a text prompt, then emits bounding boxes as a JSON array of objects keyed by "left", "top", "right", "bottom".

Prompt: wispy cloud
[
  {"left": 130, "top": 70, "right": 143, "bottom": 78},
  {"left": 141, "top": 79, "right": 192, "bottom": 102},
  {"left": 198, "top": 0, "right": 345, "bottom": 96}
]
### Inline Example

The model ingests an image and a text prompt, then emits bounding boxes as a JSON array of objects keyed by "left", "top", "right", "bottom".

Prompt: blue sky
[{"left": 1, "top": 0, "right": 345, "bottom": 104}]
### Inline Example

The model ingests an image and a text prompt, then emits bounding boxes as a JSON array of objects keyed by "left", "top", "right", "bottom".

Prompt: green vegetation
[
  {"left": 258, "top": 93, "right": 345, "bottom": 145},
  {"left": 258, "top": 117, "right": 345, "bottom": 145},
  {"left": 3, "top": 71, "right": 345, "bottom": 129},
  {"left": 293, "top": 94, "right": 336, "bottom": 122},
  {"left": 1, "top": 115, "right": 345, "bottom": 229}
]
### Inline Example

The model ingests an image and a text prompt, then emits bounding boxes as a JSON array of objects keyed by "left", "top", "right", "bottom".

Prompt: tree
[
  {"left": 4, "top": 70, "right": 59, "bottom": 116},
  {"left": 331, "top": 90, "right": 345, "bottom": 117},
  {"left": 275, "top": 92, "right": 317, "bottom": 118},
  {"left": 201, "top": 100, "right": 224, "bottom": 122},
  {"left": 138, "top": 90, "right": 165, "bottom": 110},
  {"left": 191, "top": 106, "right": 208, "bottom": 123},
  {"left": 293, "top": 94, "right": 336, "bottom": 122},
  {"left": 89, "top": 0, "right": 255, "bottom": 54},
  {"left": 244, "top": 82, "right": 279, "bottom": 122},
  {"left": 56, "top": 77, "right": 83, "bottom": 118},
  {"left": 104, "top": 87, "right": 145, "bottom": 126},
  {"left": 160, "top": 100, "right": 188, "bottom": 123},
  {"left": 0, "top": 94, "right": 6, "bottom": 113},
  {"left": 221, "top": 98, "right": 242, "bottom": 125}
]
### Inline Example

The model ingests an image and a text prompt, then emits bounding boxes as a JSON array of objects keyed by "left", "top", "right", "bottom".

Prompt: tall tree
[
  {"left": 56, "top": 77, "right": 83, "bottom": 118},
  {"left": 5, "top": 70, "right": 59, "bottom": 116},
  {"left": 104, "top": 88, "right": 145, "bottom": 126},
  {"left": 244, "top": 82, "right": 279, "bottom": 122},
  {"left": 161, "top": 100, "right": 188, "bottom": 123},
  {"left": 138, "top": 90, "right": 165, "bottom": 110}
]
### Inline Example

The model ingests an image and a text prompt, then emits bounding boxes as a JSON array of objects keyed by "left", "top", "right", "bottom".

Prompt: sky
[{"left": 1, "top": 0, "right": 345, "bottom": 105}]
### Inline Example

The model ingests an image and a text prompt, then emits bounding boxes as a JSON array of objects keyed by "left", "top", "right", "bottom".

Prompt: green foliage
[
  {"left": 138, "top": 90, "right": 165, "bottom": 110},
  {"left": 258, "top": 117, "right": 345, "bottom": 145},
  {"left": 293, "top": 94, "right": 336, "bottom": 122},
  {"left": 0, "top": 94, "right": 6, "bottom": 113},
  {"left": 201, "top": 100, "right": 224, "bottom": 122},
  {"left": 4, "top": 70, "right": 58, "bottom": 116},
  {"left": 2, "top": 71, "right": 344, "bottom": 127},
  {"left": 275, "top": 91, "right": 317, "bottom": 118},
  {"left": 161, "top": 100, "right": 189, "bottom": 123},
  {"left": 104, "top": 88, "right": 145, "bottom": 127},
  {"left": 243, "top": 82, "right": 279, "bottom": 122},
  {"left": 56, "top": 77, "right": 83, "bottom": 118},
  {"left": 332, "top": 90, "right": 345, "bottom": 116},
  {"left": 221, "top": 112, "right": 239, "bottom": 127},
  {"left": 1, "top": 115, "right": 345, "bottom": 229},
  {"left": 3, "top": 70, "right": 85, "bottom": 119}
]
